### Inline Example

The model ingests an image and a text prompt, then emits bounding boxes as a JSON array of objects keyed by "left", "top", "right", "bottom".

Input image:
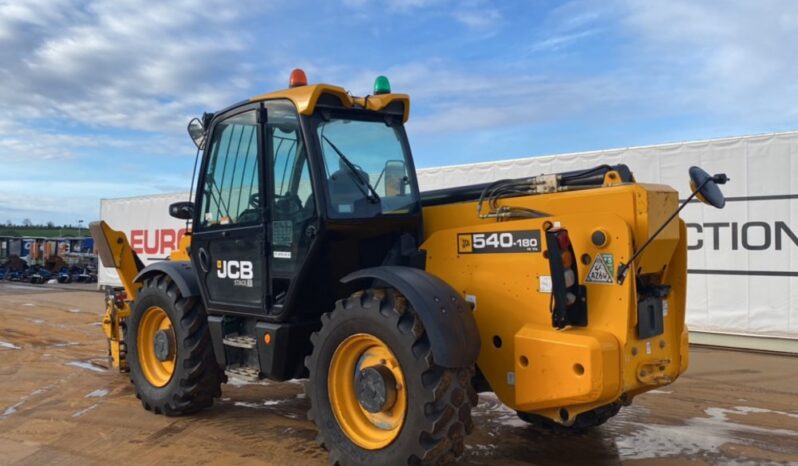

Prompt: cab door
[
  {"left": 191, "top": 104, "right": 268, "bottom": 314},
  {"left": 265, "top": 100, "right": 318, "bottom": 309}
]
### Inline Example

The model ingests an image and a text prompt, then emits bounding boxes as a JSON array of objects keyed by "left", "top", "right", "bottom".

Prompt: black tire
[
  {"left": 128, "top": 274, "right": 222, "bottom": 415},
  {"left": 516, "top": 402, "right": 621, "bottom": 432},
  {"left": 305, "top": 289, "right": 477, "bottom": 466}
]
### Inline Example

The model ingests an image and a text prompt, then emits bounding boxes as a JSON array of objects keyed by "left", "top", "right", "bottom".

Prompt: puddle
[
  {"left": 0, "top": 341, "right": 21, "bottom": 350},
  {"left": 5, "top": 285, "right": 54, "bottom": 292},
  {"left": 233, "top": 399, "right": 288, "bottom": 409},
  {"left": 611, "top": 405, "right": 798, "bottom": 460},
  {"left": 51, "top": 342, "right": 80, "bottom": 348},
  {"left": 732, "top": 406, "right": 798, "bottom": 420},
  {"left": 72, "top": 403, "right": 99, "bottom": 418},
  {"left": 226, "top": 377, "right": 271, "bottom": 387},
  {"left": 1, "top": 401, "right": 24, "bottom": 417},
  {"left": 66, "top": 361, "right": 107, "bottom": 373},
  {"left": 0, "top": 384, "right": 55, "bottom": 419},
  {"left": 465, "top": 443, "right": 498, "bottom": 454},
  {"left": 473, "top": 392, "right": 528, "bottom": 428},
  {"left": 67, "top": 308, "right": 81, "bottom": 313},
  {"left": 22, "top": 303, "right": 35, "bottom": 307},
  {"left": 30, "top": 319, "right": 45, "bottom": 325},
  {"left": 234, "top": 401, "right": 263, "bottom": 409},
  {"left": 86, "top": 389, "right": 109, "bottom": 398}
]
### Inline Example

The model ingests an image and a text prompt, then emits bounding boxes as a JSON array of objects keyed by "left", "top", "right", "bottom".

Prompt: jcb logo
[{"left": 216, "top": 260, "right": 254, "bottom": 280}]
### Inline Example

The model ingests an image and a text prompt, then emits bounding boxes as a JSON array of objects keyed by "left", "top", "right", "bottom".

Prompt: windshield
[{"left": 316, "top": 116, "right": 418, "bottom": 218}]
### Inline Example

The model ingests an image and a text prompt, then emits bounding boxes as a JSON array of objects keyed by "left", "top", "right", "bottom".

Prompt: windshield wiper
[{"left": 321, "top": 135, "right": 381, "bottom": 203}]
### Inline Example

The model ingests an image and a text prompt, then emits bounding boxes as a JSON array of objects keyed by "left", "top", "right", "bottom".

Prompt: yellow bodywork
[
  {"left": 250, "top": 84, "right": 410, "bottom": 122},
  {"left": 93, "top": 81, "right": 690, "bottom": 428},
  {"left": 90, "top": 221, "right": 141, "bottom": 371},
  {"left": 421, "top": 181, "right": 688, "bottom": 423},
  {"left": 90, "top": 221, "right": 190, "bottom": 371}
]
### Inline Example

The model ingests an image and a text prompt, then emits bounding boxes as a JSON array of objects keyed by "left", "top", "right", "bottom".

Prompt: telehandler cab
[{"left": 91, "top": 69, "right": 728, "bottom": 466}]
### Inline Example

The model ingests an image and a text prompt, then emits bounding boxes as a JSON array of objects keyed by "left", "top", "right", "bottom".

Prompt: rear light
[
  {"left": 545, "top": 228, "right": 588, "bottom": 329},
  {"left": 561, "top": 251, "right": 574, "bottom": 269},
  {"left": 557, "top": 231, "right": 571, "bottom": 250},
  {"left": 563, "top": 269, "right": 576, "bottom": 287}
]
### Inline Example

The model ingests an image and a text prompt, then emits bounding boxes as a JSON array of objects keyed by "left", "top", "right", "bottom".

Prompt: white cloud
[
  {"left": 341, "top": 0, "right": 501, "bottom": 31},
  {"left": 528, "top": 28, "right": 602, "bottom": 53},
  {"left": 0, "top": 0, "right": 272, "bottom": 223},
  {"left": 621, "top": 0, "right": 798, "bottom": 121},
  {"left": 0, "top": 0, "right": 269, "bottom": 137},
  {"left": 318, "top": 59, "right": 633, "bottom": 135},
  {"left": 452, "top": 2, "right": 502, "bottom": 32}
]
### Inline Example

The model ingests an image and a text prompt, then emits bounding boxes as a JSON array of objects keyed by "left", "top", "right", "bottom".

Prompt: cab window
[
  {"left": 199, "top": 111, "right": 260, "bottom": 228},
  {"left": 267, "top": 101, "right": 316, "bottom": 294},
  {"left": 316, "top": 115, "right": 417, "bottom": 218}
]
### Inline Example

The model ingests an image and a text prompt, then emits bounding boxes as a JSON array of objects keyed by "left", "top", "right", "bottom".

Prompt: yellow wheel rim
[
  {"left": 328, "top": 333, "right": 407, "bottom": 450},
  {"left": 137, "top": 306, "right": 176, "bottom": 388}
]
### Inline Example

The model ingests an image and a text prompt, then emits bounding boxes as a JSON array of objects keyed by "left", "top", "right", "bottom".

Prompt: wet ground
[{"left": 0, "top": 282, "right": 796, "bottom": 465}]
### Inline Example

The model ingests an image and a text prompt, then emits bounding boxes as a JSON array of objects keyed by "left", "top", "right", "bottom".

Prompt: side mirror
[
  {"left": 187, "top": 118, "right": 206, "bottom": 149},
  {"left": 617, "top": 166, "right": 730, "bottom": 284},
  {"left": 169, "top": 201, "right": 194, "bottom": 220},
  {"left": 689, "top": 166, "right": 729, "bottom": 209},
  {"left": 384, "top": 160, "right": 407, "bottom": 196}
]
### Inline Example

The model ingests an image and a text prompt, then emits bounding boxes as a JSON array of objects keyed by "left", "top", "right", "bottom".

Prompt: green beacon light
[{"left": 373, "top": 75, "right": 391, "bottom": 95}]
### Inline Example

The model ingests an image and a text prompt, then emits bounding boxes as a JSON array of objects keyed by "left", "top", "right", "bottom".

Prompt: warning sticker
[{"left": 586, "top": 254, "right": 614, "bottom": 284}]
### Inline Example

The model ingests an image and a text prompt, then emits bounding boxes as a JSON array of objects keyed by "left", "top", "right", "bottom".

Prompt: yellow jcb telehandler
[{"left": 91, "top": 69, "right": 728, "bottom": 466}]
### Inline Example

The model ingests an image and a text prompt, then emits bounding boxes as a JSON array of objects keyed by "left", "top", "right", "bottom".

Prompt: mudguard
[
  {"left": 342, "top": 266, "right": 480, "bottom": 368},
  {"left": 133, "top": 261, "right": 200, "bottom": 298}
]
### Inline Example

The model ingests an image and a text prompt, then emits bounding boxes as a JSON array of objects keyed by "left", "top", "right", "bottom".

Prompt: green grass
[{"left": 0, "top": 227, "right": 85, "bottom": 238}]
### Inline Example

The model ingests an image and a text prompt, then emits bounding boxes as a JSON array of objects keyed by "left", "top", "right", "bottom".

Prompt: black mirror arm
[{"left": 617, "top": 177, "right": 714, "bottom": 285}]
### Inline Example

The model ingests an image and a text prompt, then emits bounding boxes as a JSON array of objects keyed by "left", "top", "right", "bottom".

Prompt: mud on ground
[{"left": 1, "top": 282, "right": 796, "bottom": 465}]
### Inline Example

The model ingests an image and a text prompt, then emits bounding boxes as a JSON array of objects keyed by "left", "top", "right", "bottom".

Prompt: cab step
[
  {"left": 223, "top": 334, "right": 257, "bottom": 349},
  {"left": 225, "top": 365, "right": 261, "bottom": 382}
]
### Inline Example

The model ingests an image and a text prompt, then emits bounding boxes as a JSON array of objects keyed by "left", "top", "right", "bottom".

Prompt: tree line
[{"left": 5, "top": 220, "right": 78, "bottom": 229}]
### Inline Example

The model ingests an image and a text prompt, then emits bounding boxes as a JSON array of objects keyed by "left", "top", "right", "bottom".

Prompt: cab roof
[{"left": 249, "top": 83, "right": 410, "bottom": 122}]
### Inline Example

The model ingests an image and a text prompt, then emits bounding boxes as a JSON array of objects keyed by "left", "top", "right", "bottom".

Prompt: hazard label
[{"left": 586, "top": 254, "right": 614, "bottom": 284}]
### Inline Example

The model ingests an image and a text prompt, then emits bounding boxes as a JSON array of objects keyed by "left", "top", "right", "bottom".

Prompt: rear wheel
[
  {"left": 305, "top": 289, "right": 476, "bottom": 466},
  {"left": 128, "top": 275, "right": 222, "bottom": 415},
  {"left": 516, "top": 402, "right": 621, "bottom": 432}
]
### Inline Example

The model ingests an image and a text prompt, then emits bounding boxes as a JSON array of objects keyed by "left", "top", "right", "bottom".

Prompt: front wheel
[
  {"left": 128, "top": 275, "right": 222, "bottom": 415},
  {"left": 305, "top": 289, "right": 476, "bottom": 466}
]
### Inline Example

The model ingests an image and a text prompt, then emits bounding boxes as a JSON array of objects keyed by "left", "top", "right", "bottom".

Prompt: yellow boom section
[
  {"left": 90, "top": 221, "right": 145, "bottom": 371},
  {"left": 90, "top": 221, "right": 143, "bottom": 299}
]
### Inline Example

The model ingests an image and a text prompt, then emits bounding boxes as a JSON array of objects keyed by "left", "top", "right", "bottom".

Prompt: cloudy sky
[{"left": 1, "top": 0, "right": 796, "bottom": 225}]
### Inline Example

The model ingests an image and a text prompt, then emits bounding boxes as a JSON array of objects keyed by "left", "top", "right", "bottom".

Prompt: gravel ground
[{"left": 1, "top": 282, "right": 796, "bottom": 465}]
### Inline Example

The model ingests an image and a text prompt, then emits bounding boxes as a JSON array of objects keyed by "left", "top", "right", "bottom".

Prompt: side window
[
  {"left": 199, "top": 111, "right": 260, "bottom": 228},
  {"left": 267, "top": 101, "right": 315, "bottom": 278}
]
